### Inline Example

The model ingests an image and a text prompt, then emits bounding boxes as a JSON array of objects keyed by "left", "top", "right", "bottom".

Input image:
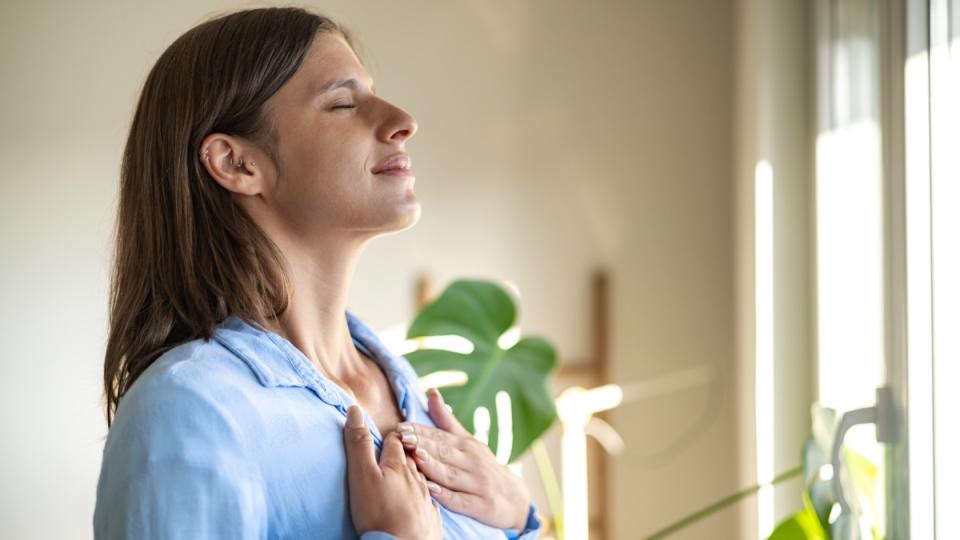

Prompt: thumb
[
  {"left": 426, "top": 388, "right": 470, "bottom": 436},
  {"left": 343, "top": 405, "right": 379, "bottom": 483}
]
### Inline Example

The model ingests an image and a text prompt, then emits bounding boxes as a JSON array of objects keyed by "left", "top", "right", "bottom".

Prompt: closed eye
[{"left": 331, "top": 104, "right": 356, "bottom": 110}]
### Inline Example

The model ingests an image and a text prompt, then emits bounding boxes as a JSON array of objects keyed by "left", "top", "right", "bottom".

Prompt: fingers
[
  {"left": 425, "top": 482, "right": 490, "bottom": 518},
  {"left": 426, "top": 388, "right": 471, "bottom": 437},
  {"left": 418, "top": 471, "right": 431, "bottom": 501},
  {"left": 400, "top": 427, "right": 473, "bottom": 471},
  {"left": 398, "top": 420, "right": 470, "bottom": 456},
  {"left": 404, "top": 449, "right": 431, "bottom": 501},
  {"left": 389, "top": 436, "right": 430, "bottom": 500},
  {"left": 404, "top": 443, "right": 420, "bottom": 476},
  {"left": 344, "top": 405, "right": 380, "bottom": 482},
  {"left": 379, "top": 432, "right": 408, "bottom": 471},
  {"left": 410, "top": 443, "right": 478, "bottom": 492}
]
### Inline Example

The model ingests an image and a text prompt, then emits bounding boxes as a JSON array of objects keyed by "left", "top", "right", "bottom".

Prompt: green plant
[
  {"left": 403, "top": 280, "right": 883, "bottom": 539},
  {"left": 405, "top": 279, "right": 559, "bottom": 463},
  {"left": 767, "top": 406, "right": 880, "bottom": 540},
  {"left": 643, "top": 467, "right": 803, "bottom": 540},
  {"left": 645, "top": 406, "right": 881, "bottom": 540}
]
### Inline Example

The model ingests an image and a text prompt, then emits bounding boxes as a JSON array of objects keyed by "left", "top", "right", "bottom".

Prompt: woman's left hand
[{"left": 397, "top": 388, "right": 532, "bottom": 531}]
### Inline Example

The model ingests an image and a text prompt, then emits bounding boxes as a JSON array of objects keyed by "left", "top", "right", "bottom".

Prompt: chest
[
  {"left": 344, "top": 354, "right": 404, "bottom": 435},
  {"left": 242, "top": 385, "right": 505, "bottom": 540}
]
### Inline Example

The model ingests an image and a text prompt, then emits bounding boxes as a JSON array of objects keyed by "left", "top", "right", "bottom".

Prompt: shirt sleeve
[
  {"left": 94, "top": 372, "right": 268, "bottom": 540},
  {"left": 503, "top": 504, "right": 543, "bottom": 540}
]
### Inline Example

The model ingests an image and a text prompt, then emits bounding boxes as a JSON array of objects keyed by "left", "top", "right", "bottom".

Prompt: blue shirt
[{"left": 94, "top": 311, "right": 541, "bottom": 539}]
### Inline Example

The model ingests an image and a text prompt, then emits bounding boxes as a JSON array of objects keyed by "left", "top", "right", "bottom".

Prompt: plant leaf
[
  {"left": 804, "top": 405, "right": 840, "bottom": 532},
  {"left": 803, "top": 437, "right": 835, "bottom": 530},
  {"left": 843, "top": 447, "right": 878, "bottom": 510},
  {"left": 405, "top": 279, "right": 558, "bottom": 462},
  {"left": 768, "top": 505, "right": 829, "bottom": 540}
]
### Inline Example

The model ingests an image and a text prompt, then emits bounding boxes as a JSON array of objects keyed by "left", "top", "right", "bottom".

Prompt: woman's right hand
[{"left": 343, "top": 405, "right": 442, "bottom": 540}]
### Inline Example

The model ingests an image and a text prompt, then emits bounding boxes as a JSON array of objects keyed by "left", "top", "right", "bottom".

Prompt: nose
[{"left": 378, "top": 101, "right": 418, "bottom": 144}]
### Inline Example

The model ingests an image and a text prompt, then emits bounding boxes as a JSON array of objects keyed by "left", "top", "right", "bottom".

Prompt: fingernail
[
  {"left": 415, "top": 447, "right": 428, "bottom": 461},
  {"left": 397, "top": 423, "right": 413, "bottom": 434},
  {"left": 401, "top": 433, "right": 417, "bottom": 445},
  {"left": 346, "top": 406, "right": 364, "bottom": 428},
  {"left": 426, "top": 481, "right": 441, "bottom": 495}
]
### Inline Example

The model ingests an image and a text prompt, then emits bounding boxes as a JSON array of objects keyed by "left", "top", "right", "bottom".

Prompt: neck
[{"left": 261, "top": 232, "right": 368, "bottom": 385}]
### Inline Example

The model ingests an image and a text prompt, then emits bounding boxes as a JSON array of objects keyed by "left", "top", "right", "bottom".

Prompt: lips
[{"left": 372, "top": 153, "right": 412, "bottom": 175}]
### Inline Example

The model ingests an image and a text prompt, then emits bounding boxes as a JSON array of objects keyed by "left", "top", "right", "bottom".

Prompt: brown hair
[{"left": 104, "top": 7, "right": 353, "bottom": 426}]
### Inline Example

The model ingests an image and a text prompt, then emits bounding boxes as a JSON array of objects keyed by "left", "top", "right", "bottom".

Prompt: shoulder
[
  {"left": 95, "top": 338, "right": 270, "bottom": 538},
  {"left": 106, "top": 337, "right": 264, "bottom": 458}
]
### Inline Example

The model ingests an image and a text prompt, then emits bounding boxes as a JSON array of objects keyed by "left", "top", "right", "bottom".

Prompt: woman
[{"left": 94, "top": 7, "right": 540, "bottom": 539}]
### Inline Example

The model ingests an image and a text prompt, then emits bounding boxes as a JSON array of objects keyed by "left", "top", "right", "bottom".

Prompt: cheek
[
  {"left": 271, "top": 122, "right": 379, "bottom": 223},
  {"left": 276, "top": 163, "right": 370, "bottom": 228}
]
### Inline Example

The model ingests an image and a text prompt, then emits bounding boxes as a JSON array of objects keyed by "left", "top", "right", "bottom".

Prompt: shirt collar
[{"left": 213, "top": 310, "right": 418, "bottom": 412}]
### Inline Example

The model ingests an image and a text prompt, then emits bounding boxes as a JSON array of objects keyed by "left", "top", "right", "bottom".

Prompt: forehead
[{"left": 299, "top": 32, "right": 370, "bottom": 92}]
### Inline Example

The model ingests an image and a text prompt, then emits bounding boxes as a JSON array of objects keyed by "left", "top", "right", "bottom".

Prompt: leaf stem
[
  {"left": 532, "top": 439, "right": 564, "bottom": 540},
  {"left": 645, "top": 466, "right": 803, "bottom": 540}
]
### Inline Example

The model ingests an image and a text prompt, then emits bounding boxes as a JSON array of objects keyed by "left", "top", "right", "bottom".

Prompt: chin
[
  {"left": 394, "top": 200, "right": 422, "bottom": 231},
  {"left": 373, "top": 199, "right": 421, "bottom": 235}
]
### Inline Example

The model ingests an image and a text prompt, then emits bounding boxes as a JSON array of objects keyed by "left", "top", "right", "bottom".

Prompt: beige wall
[{"left": 0, "top": 0, "right": 740, "bottom": 538}]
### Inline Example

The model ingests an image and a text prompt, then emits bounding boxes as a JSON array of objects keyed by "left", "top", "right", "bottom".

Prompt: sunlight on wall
[{"left": 753, "top": 160, "right": 774, "bottom": 539}]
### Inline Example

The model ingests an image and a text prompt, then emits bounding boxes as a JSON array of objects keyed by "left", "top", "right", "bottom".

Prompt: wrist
[
  {"left": 504, "top": 504, "right": 541, "bottom": 539},
  {"left": 510, "top": 500, "right": 532, "bottom": 530}
]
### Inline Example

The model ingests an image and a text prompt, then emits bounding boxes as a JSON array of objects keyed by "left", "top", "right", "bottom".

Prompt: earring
[
  {"left": 234, "top": 159, "right": 244, "bottom": 167},
  {"left": 249, "top": 160, "right": 256, "bottom": 167},
  {"left": 199, "top": 148, "right": 209, "bottom": 161}
]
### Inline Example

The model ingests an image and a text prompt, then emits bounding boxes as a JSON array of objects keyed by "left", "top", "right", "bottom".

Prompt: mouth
[{"left": 372, "top": 153, "right": 413, "bottom": 176}]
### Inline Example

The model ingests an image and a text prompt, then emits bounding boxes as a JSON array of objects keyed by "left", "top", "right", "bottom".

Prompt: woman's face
[{"left": 258, "top": 32, "right": 419, "bottom": 243}]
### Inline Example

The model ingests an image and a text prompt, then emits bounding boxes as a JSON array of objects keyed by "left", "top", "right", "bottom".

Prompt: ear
[{"left": 198, "top": 133, "right": 267, "bottom": 196}]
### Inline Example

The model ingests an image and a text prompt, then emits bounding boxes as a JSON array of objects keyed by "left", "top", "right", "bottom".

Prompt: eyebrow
[{"left": 315, "top": 76, "right": 376, "bottom": 95}]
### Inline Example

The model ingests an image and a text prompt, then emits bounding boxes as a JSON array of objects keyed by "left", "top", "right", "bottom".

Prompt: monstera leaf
[{"left": 404, "top": 279, "right": 558, "bottom": 463}]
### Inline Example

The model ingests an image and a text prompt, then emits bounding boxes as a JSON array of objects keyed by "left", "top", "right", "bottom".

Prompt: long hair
[{"left": 104, "top": 7, "right": 353, "bottom": 426}]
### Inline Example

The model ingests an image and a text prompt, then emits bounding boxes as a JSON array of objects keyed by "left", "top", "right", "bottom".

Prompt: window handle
[{"left": 830, "top": 386, "right": 898, "bottom": 515}]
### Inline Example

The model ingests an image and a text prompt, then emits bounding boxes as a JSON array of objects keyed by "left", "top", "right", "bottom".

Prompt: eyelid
[{"left": 329, "top": 94, "right": 357, "bottom": 108}]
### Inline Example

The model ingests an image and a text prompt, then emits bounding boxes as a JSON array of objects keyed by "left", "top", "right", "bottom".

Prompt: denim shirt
[{"left": 94, "top": 311, "right": 541, "bottom": 539}]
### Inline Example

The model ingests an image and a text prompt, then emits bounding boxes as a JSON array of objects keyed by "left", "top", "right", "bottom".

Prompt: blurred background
[{"left": 1, "top": 0, "right": 957, "bottom": 538}]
